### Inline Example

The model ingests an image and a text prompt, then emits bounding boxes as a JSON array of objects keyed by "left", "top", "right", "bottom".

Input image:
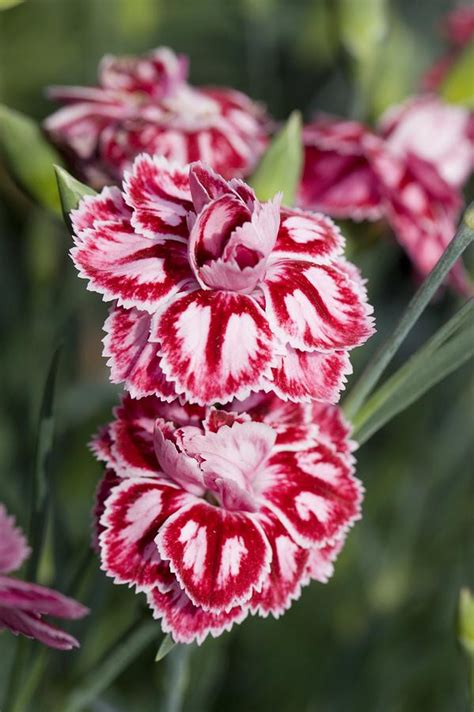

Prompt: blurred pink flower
[
  {"left": 0, "top": 504, "right": 88, "bottom": 650},
  {"left": 70, "top": 158, "right": 374, "bottom": 405},
  {"left": 93, "top": 392, "right": 361, "bottom": 644},
  {"left": 423, "top": 5, "right": 474, "bottom": 90},
  {"left": 299, "top": 111, "right": 472, "bottom": 294},
  {"left": 44, "top": 47, "right": 268, "bottom": 187}
]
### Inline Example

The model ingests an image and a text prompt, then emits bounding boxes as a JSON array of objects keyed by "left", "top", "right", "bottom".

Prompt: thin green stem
[
  {"left": 163, "top": 644, "right": 192, "bottom": 712},
  {"left": 343, "top": 204, "right": 474, "bottom": 421}
]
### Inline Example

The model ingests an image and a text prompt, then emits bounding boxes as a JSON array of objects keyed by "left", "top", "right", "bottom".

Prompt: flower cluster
[
  {"left": 44, "top": 47, "right": 268, "bottom": 188},
  {"left": 299, "top": 95, "right": 473, "bottom": 293},
  {"left": 71, "top": 159, "right": 374, "bottom": 405},
  {"left": 0, "top": 504, "right": 88, "bottom": 649},
  {"left": 92, "top": 393, "right": 361, "bottom": 644}
]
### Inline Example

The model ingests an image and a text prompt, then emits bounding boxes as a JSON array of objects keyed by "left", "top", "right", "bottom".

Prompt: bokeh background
[{"left": 0, "top": 1, "right": 473, "bottom": 711}]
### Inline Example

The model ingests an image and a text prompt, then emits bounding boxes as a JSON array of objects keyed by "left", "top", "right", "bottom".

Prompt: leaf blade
[{"left": 54, "top": 165, "right": 96, "bottom": 228}]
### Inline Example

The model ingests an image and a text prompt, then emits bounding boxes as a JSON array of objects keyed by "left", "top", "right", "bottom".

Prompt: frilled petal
[
  {"left": 147, "top": 583, "right": 249, "bottom": 645},
  {"left": 269, "top": 346, "right": 353, "bottom": 404},
  {"left": 250, "top": 510, "right": 310, "bottom": 617},
  {"left": 0, "top": 576, "right": 89, "bottom": 619},
  {"left": 274, "top": 207, "right": 344, "bottom": 261},
  {"left": 99, "top": 477, "right": 193, "bottom": 592},
  {"left": 0, "top": 608, "right": 81, "bottom": 650},
  {"left": 0, "top": 505, "right": 30, "bottom": 574},
  {"left": 123, "top": 154, "right": 193, "bottom": 240},
  {"left": 156, "top": 501, "right": 272, "bottom": 612},
  {"left": 153, "top": 290, "right": 278, "bottom": 405},
  {"left": 71, "top": 209, "right": 192, "bottom": 313},
  {"left": 305, "top": 537, "right": 345, "bottom": 583},
  {"left": 263, "top": 260, "right": 375, "bottom": 352},
  {"left": 311, "top": 403, "right": 355, "bottom": 461},
  {"left": 259, "top": 447, "right": 362, "bottom": 548},
  {"left": 92, "top": 469, "right": 121, "bottom": 551},
  {"left": 154, "top": 425, "right": 205, "bottom": 496},
  {"left": 189, "top": 162, "right": 235, "bottom": 212},
  {"left": 71, "top": 186, "right": 129, "bottom": 237},
  {"left": 103, "top": 306, "right": 176, "bottom": 400}
]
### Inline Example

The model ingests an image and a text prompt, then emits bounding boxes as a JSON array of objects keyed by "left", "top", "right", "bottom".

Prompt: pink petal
[
  {"left": 269, "top": 346, "right": 352, "bottom": 404},
  {"left": 0, "top": 505, "right": 30, "bottom": 574},
  {"left": 0, "top": 576, "right": 89, "bottom": 619},
  {"left": 263, "top": 260, "right": 375, "bottom": 352},
  {"left": 156, "top": 501, "right": 272, "bottom": 612},
  {"left": 99, "top": 477, "right": 192, "bottom": 592},
  {"left": 147, "top": 583, "right": 249, "bottom": 645},
  {"left": 154, "top": 425, "right": 205, "bottom": 496},
  {"left": 103, "top": 306, "right": 176, "bottom": 400},
  {"left": 275, "top": 207, "right": 344, "bottom": 261},
  {"left": 260, "top": 447, "right": 362, "bottom": 548},
  {"left": 0, "top": 608, "right": 81, "bottom": 650},
  {"left": 153, "top": 290, "right": 277, "bottom": 405},
  {"left": 250, "top": 511, "right": 310, "bottom": 617},
  {"left": 189, "top": 162, "right": 233, "bottom": 212},
  {"left": 123, "top": 154, "right": 193, "bottom": 240}
]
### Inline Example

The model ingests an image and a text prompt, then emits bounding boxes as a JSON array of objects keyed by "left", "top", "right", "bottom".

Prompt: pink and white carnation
[
  {"left": 92, "top": 392, "right": 361, "bottom": 645},
  {"left": 0, "top": 504, "right": 88, "bottom": 650},
  {"left": 299, "top": 114, "right": 471, "bottom": 293},
  {"left": 44, "top": 47, "right": 268, "bottom": 187},
  {"left": 70, "top": 158, "right": 374, "bottom": 405}
]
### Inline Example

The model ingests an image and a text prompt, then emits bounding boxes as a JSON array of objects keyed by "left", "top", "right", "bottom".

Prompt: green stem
[
  {"left": 2, "top": 638, "right": 27, "bottom": 712},
  {"left": 163, "top": 644, "right": 192, "bottom": 712},
  {"left": 343, "top": 204, "right": 474, "bottom": 421}
]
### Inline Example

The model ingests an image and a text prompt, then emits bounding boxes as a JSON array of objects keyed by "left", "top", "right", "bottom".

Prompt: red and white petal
[
  {"left": 259, "top": 447, "right": 362, "bottom": 548},
  {"left": 154, "top": 425, "right": 205, "bottom": 496},
  {"left": 99, "top": 477, "right": 192, "bottom": 592},
  {"left": 153, "top": 290, "right": 278, "bottom": 405},
  {"left": 305, "top": 537, "right": 345, "bottom": 584},
  {"left": 92, "top": 469, "right": 121, "bottom": 551},
  {"left": 103, "top": 306, "right": 176, "bottom": 400},
  {"left": 0, "top": 576, "right": 89, "bottom": 619},
  {"left": 310, "top": 403, "right": 355, "bottom": 461},
  {"left": 123, "top": 154, "right": 193, "bottom": 240},
  {"left": 156, "top": 501, "right": 272, "bottom": 612},
  {"left": 269, "top": 346, "right": 352, "bottom": 404},
  {"left": 0, "top": 608, "right": 81, "bottom": 650},
  {"left": 89, "top": 425, "right": 115, "bottom": 467},
  {"left": 147, "top": 583, "right": 249, "bottom": 645},
  {"left": 72, "top": 217, "right": 192, "bottom": 313},
  {"left": 0, "top": 505, "right": 30, "bottom": 575},
  {"left": 71, "top": 186, "right": 129, "bottom": 239},
  {"left": 263, "top": 260, "right": 375, "bottom": 352},
  {"left": 274, "top": 208, "right": 344, "bottom": 262},
  {"left": 250, "top": 511, "right": 310, "bottom": 617},
  {"left": 189, "top": 161, "right": 233, "bottom": 212}
]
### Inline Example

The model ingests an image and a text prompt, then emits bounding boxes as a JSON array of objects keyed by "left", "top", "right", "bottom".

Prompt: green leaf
[
  {"left": 338, "top": 0, "right": 388, "bottom": 64},
  {"left": 351, "top": 301, "right": 474, "bottom": 444},
  {"left": 440, "top": 40, "right": 474, "bottom": 108},
  {"left": 0, "top": 104, "right": 63, "bottom": 214},
  {"left": 249, "top": 111, "right": 302, "bottom": 206},
  {"left": 54, "top": 165, "right": 96, "bottom": 228},
  {"left": 343, "top": 202, "right": 474, "bottom": 420},
  {"left": 27, "top": 345, "right": 62, "bottom": 580},
  {"left": 0, "top": 0, "right": 24, "bottom": 9},
  {"left": 156, "top": 633, "right": 176, "bottom": 662},
  {"left": 60, "top": 621, "right": 157, "bottom": 712}
]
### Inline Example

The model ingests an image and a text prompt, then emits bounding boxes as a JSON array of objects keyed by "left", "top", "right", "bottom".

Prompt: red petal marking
[
  {"left": 263, "top": 259, "right": 375, "bottom": 352},
  {"left": 305, "top": 538, "right": 345, "bottom": 584},
  {"left": 123, "top": 154, "right": 193, "bottom": 240},
  {"left": 0, "top": 576, "right": 89, "bottom": 619},
  {"left": 259, "top": 447, "right": 362, "bottom": 548},
  {"left": 269, "top": 346, "right": 352, "bottom": 404},
  {"left": 275, "top": 207, "right": 344, "bottom": 261},
  {"left": 310, "top": 403, "right": 355, "bottom": 461},
  {"left": 103, "top": 306, "right": 176, "bottom": 400},
  {"left": 250, "top": 510, "right": 310, "bottom": 617},
  {"left": 0, "top": 607, "right": 81, "bottom": 650},
  {"left": 71, "top": 186, "right": 129, "bottom": 237},
  {"left": 189, "top": 162, "right": 233, "bottom": 212},
  {"left": 92, "top": 469, "right": 121, "bottom": 551},
  {"left": 72, "top": 214, "right": 192, "bottom": 313},
  {"left": 0, "top": 505, "right": 30, "bottom": 575},
  {"left": 90, "top": 425, "right": 115, "bottom": 467},
  {"left": 100, "top": 478, "right": 192, "bottom": 592},
  {"left": 147, "top": 583, "right": 248, "bottom": 645},
  {"left": 157, "top": 501, "right": 272, "bottom": 612},
  {"left": 153, "top": 290, "right": 277, "bottom": 405}
]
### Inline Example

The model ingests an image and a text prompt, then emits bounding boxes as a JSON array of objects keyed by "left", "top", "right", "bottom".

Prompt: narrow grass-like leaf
[
  {"left": 0, "top": 104, "right": 63, "bottom": 213},
  {"left": 27, "top": 345, "right": 62, "bottom": 580},
  {"left": 343, "top": 203, "right": 474, "bottom": 420},
  {"left": 249, "top": 111, "right": 302, "bottom": 206},
  {"left": 0, "top": 0, "right": 24, "bottom": 8},
  {"left": 441, "top": 40, "right": 474, "bottom": 108},
  {"left": 163, "top": 644, "right": 191, "bottom": 712},
  {"left": 60, "top": 620, "right": 157, "bottom": 712},
  {"left": 156, "top": 633, "right": 176, "bottom": 662},
  {"left": 54, "top": 165, "right": 96, "bottom": 229},
  {"left": 352, "top": 315, "right": 474, "bottom": 445}
]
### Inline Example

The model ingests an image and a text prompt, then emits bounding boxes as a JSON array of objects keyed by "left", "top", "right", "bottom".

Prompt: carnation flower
[
  {"left": 92, "top": 392, "right": 361, "bottom": 644},
  {"left": 299, "top": 113, "right": 471, "bottom": 293},
  {"left": 70, "top": 158, "right": 374, "bottom": 405},
  {"left": 44, "top": 47, "right": 268, "bottom": 187},
  {"left": 0, "top": 504, "right": 88, "bottom": 650}
]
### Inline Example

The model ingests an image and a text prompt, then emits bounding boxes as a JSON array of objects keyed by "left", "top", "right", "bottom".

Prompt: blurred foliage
[
  {"left": 441, "top": 40, "right": 474, "bottom": 107},
  {"left": 0, "top": 1, "right": 473, "bottom": 711}
]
